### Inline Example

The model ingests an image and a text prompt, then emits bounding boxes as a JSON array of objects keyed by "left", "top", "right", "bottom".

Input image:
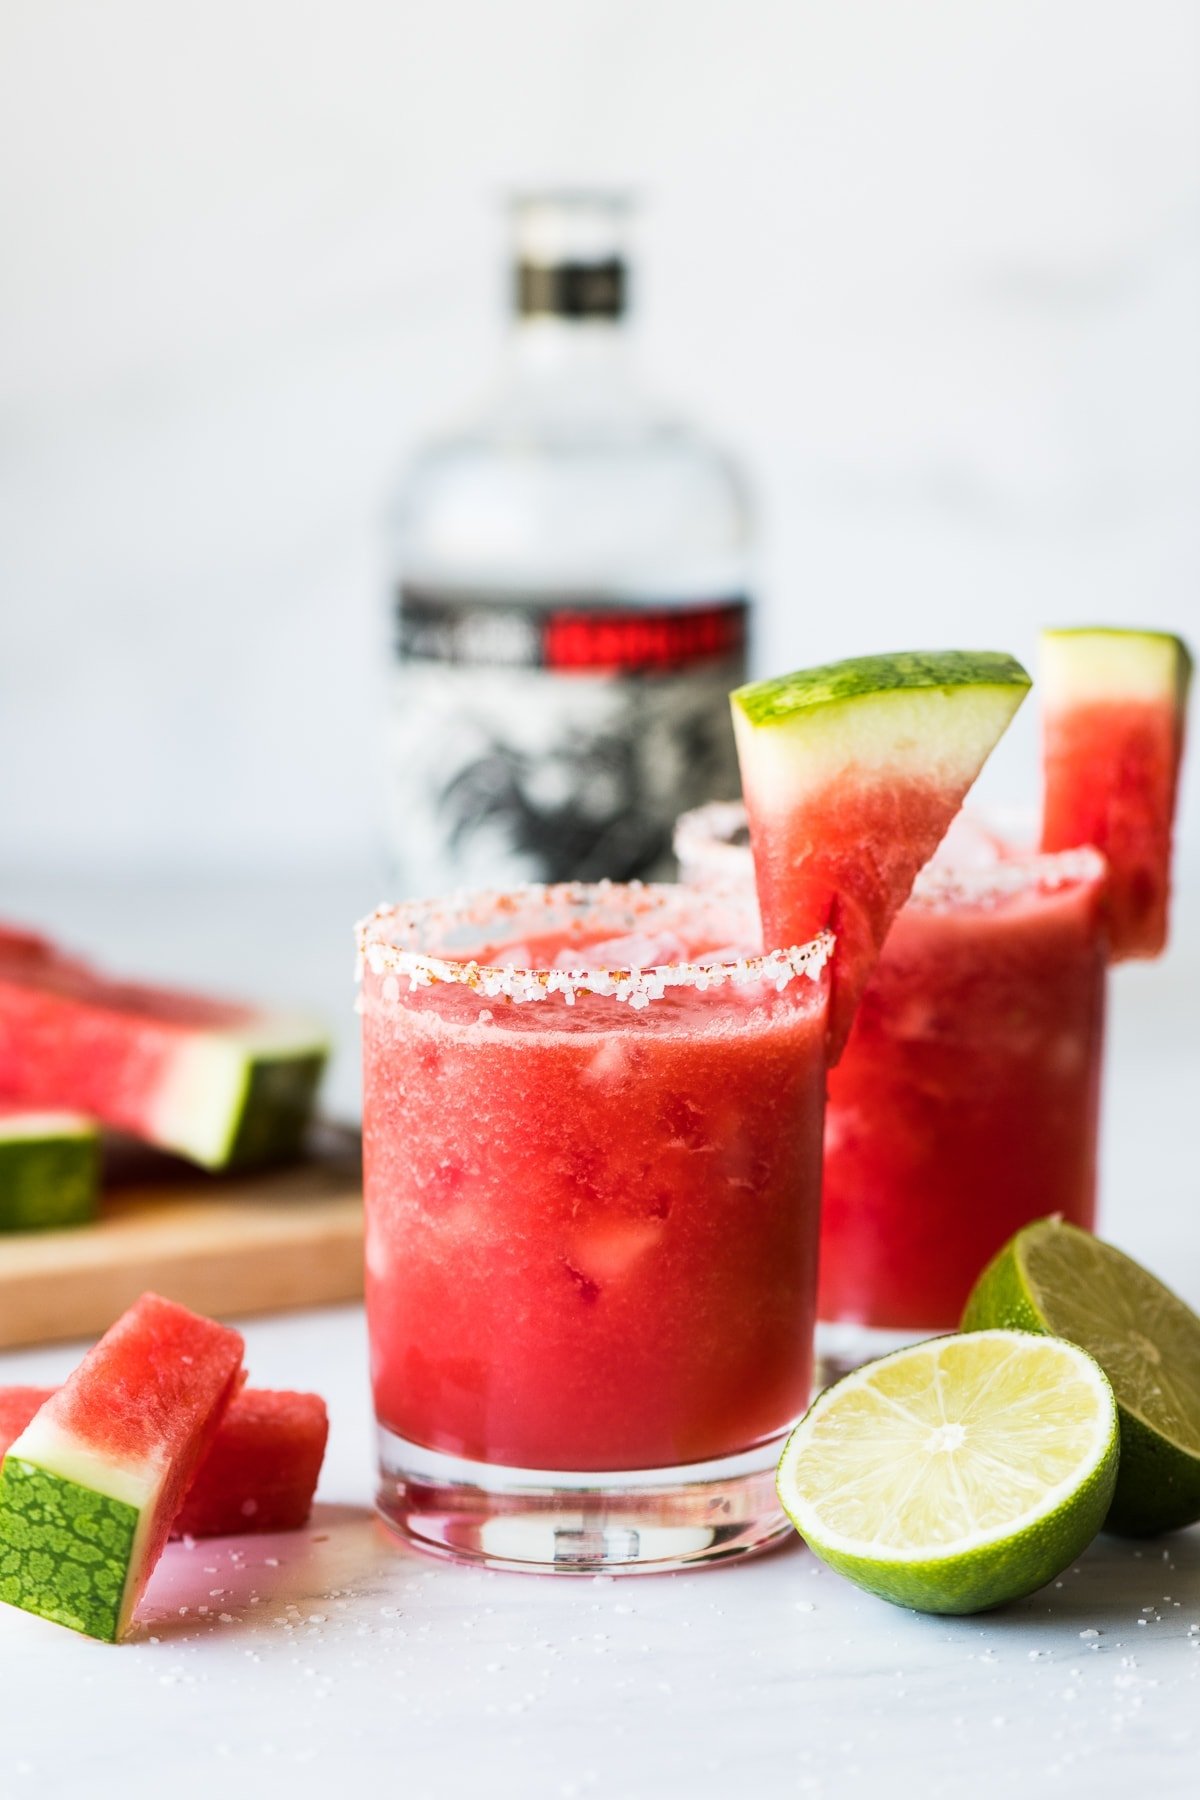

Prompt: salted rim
[
  {"left": 673, "top": 800, "right": 751, "bottom": 881},
  {"left": 906, "top": 843, "right": 1107, "bottom": 908},
  {"left": 673, "top": 802, "right": 1108, "bottom": 910},
  {"left": 356, "top": 880, "right": 833, "bottom": 1009}
]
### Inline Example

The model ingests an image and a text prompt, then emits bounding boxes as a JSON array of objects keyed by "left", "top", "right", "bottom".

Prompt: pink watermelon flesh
[
  {"left": 0, "top": 1293, "right": 244, "bottom": 1639},
  {"left": 0, "top": 1386, "right": 328, "bottom": 1539},
  {"left": 1041, "top": 644, "right": 1192, "bottom": 959},
  {"left": 0, "top": 1102, "right": 100, "bottom": 1232},
  {"left": 0, "top": 923, "right": 327, "bottom": 1169},
  {"left": 0, "top": 1389, "right": 56, "bottom": 1450},
  {"left": 744, "top": 772, "right": 975, "bottom": 1057},
  {"left": 172, "top": 1389, "right": 328, "bottom": 1538}
]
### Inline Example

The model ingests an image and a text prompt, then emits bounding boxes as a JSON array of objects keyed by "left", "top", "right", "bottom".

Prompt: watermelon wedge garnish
[
  {"left": 0, "top": 1293, "right": 244, "bottom": 1640},
  {"left": 731, "top": 650, "right": 1031, "bottom": 1055},
  {"left": 0, "top": 925, "right": 329, "bottom": 1170},
  {"left": 0, "top": 1104, "right": 99, "bottom": 1232},
  {"left": 1040, "top": 627, "right": 1192, "bottom": 959},
  {"left": 0, "top": 1386, "right": 328, "bottom": 1541}
]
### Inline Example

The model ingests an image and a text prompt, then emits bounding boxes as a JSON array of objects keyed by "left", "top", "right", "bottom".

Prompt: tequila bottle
[{"left": 386, "top": 191, "right": 753, "bottom": 892}]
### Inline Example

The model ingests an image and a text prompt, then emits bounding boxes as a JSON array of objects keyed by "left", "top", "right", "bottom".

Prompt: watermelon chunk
[
  {"left": 0, "top": 1104, "right": 99, "bottom": 1232},
  {"left": 0, "top": 1390, "right": 58, "bottom": 1452},
  {"left": 171, "top": 1389, "right": 328, "bottom": 1538},
  {"left": 0, "top": 1293, "right": 243, "bottom": 1640},
  {"left": 1040, "top": 628, "right": 1193, "bottom": 958},
  {"left": 0, "top": 924, "right": 329, "bottom": 1170},
  {"left": 0, "top": 1386, "right": 327, "bottom": 1540},
  {"left": 731, "top": 650, "right": 1031, "bottom": 1055}
]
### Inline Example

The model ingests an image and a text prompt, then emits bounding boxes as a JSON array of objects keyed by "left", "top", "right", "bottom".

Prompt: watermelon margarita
[
  {"left": 675, "top": 805, "right": 1109, "bottom": 1345},
  {"left": 819, "top": 841, "right": 1108, "bottom": 1337},
  {"left": 358, "top": 882, "right": 831, "bottom": 1572}
]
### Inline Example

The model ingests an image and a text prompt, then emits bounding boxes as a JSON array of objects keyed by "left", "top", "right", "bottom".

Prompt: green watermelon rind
[
  {"left": 730, "top": 652, "right": 1031, "bottom": 827},
  {"left": 0, "top": 1114, "right": 100, "bottom": 1233},
  {"left": 0, "top": 1458, "right": 138, "bottom": 1642},
  {"left": 151, "top": 1027, "right": 329, "bottom": 1171},
  {"left": 731, "top": 650, "right": 1031, "bottom": 731},
  {"left": 1041, "top": 628, "right": 1193, "bottom": 708}
]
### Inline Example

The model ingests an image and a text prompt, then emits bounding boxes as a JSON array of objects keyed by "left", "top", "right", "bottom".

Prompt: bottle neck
[{"left": 507, "top": 313, "right": 631, "bottom": 377}]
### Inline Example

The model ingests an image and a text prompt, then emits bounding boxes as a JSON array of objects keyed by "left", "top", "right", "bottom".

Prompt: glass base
[
  {"left": 814, "top": 1319, "right": 942, "bottom": 1390},
  {"left": 375, "top": 1426, "right": 795, "bottom": 1574}
]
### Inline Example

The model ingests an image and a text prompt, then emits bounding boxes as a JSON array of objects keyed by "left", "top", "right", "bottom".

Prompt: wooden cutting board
[{"left": 0, "top": 1123, "right": 364, "bottom": 1349}]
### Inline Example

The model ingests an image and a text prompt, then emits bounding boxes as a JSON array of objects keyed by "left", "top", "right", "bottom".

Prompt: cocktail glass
[
  {"left": 358, "top": 880, "right": 831, "bottom": 1573},
  {"left": 675, "top": 803, "right": 1109, "bottom": 1378}
]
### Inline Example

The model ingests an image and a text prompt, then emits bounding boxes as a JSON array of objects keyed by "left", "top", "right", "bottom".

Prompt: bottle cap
[{"left": 510, "top": 190, "right": 633, "bottom": 320}]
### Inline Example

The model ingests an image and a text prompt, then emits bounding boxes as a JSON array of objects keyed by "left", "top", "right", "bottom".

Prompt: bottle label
[{"left": 388, "top": 587, "right": 749, "bottom": 890}]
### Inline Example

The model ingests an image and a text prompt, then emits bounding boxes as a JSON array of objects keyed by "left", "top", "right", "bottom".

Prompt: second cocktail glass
[
  {"left": 358, "top": 881, "right": 831, "bottom": 1573},
  {"left": 675, "top": 802, "right": 1110, "bottom": 1374}
]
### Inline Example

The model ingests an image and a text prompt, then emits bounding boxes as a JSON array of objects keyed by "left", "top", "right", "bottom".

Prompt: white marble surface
[
  {"left": 0, "top": 869, "right": 1197, "bottom": 1799},
  {"left": 2, "top": 1305, "right": 1199, "bottom": 1800}
]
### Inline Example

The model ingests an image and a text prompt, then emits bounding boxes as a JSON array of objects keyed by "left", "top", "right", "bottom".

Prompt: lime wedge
[
  {"left": 777, "top": 1330, "right": 1117, "bottom": 1614},
  {"left": 963, "top": 1218, "right": 1200, "bottom": 1536}
]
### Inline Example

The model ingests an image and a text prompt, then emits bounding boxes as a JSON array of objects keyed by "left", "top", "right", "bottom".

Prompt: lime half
[
  {"left": 963, "top": 1218, "right": 1200, "bottom": 1536},
  {"left": 777, "top": 1330, "right": 1117, "bottom": 1614}
]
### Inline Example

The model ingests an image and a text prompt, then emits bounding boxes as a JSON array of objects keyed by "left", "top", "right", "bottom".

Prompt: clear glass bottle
[{"left": 385, "top": 191, "right": 754, "bottom": 893}]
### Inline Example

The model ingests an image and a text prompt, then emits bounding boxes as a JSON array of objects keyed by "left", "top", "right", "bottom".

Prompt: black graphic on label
[{"left": 389, "top": 588, "right": 749, "bottom": 891}]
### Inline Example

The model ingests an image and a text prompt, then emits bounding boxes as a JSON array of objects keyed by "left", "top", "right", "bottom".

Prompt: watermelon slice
[
  {"left": 0, "top": 1293, "right": 244, "bottom": 1640},
  {"left": 731, "top": 650, "right": 1031, "bottom": 1055},
  {"left": 0, "top": 924, "right": 328, "bottom": 1170},
  {"left": 0, "top": 1386, "right": 327, "bottom": 1540},
  {"left": 0, "top": 1104, "right": 99, "bottom": 1232},
  {"left": 1040, "top": 628, "right": 1193, "bottom": 959}
]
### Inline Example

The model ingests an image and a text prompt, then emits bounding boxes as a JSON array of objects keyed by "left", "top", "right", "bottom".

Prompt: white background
[{"left": 2, "top": 0, "right": 1198, "bottom": 886}]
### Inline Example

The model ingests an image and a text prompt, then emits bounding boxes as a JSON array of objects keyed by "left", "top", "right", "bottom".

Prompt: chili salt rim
[
  {"left": 673, "top": 802, "right": 1109, "bottom": 910},
  {"left": 673, "top": 800, "right": 751, "bottom": 882},
  {"left": 904, "top": 844, "right": 1108, "bottom": 909},
  {"left": 355, "top": 880, "right": 833, "bottom": 1009}
]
